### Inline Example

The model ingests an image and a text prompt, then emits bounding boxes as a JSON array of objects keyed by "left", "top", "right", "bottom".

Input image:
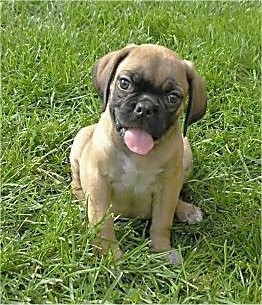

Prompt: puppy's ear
[
  {"left": 183, "top": 60, "right": 207, "bottom": 136},
  {"left": 92, "top": 44, "right": 136, "bottom": 111}
]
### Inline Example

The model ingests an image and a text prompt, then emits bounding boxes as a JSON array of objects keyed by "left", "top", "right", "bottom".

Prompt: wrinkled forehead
[{"left": 115, "top": 47, "right": 188, "bottom": 89}]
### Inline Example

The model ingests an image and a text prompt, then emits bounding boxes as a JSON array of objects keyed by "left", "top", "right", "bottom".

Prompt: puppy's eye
[
  {"left": 167, "top": 92, "right": 182, "bottom": 104},
  {"left": 118, "top": 77, "right": 131, "bottom": 90}
]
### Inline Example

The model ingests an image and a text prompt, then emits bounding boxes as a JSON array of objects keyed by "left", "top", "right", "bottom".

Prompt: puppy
[{"left": 70, "top": 44, "right": 207, "bottom": 264}]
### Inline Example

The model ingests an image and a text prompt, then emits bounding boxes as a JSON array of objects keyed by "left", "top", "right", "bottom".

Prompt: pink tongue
[{"left": 124, "top": 128, "right": 154, "bottom": 155}]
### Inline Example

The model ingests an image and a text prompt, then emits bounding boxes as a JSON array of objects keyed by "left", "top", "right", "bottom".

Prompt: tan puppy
[{"left": 70, "top": 44, "right": 207, "bottom": 264}]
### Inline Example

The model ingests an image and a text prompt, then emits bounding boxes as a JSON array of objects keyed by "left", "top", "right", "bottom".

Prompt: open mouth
[{"left": 116, "top": 121, "right": 154, "bottom": 155}]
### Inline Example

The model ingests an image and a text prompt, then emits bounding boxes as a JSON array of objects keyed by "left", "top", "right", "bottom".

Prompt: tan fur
[{"left": 70, "top": 44, "right": 206, "bottom": 263}]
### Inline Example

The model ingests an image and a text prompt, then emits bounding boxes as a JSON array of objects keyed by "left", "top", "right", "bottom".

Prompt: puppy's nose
[{"left": 134, "top": 101, "right": 156, "bottom": 117}]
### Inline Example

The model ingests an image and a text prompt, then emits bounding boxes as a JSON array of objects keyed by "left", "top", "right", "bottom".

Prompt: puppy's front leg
[
  {"left": 83, "top": 174, "right": 123, "bottom": 260},
  {"left": 150, "top": 171, "right": 183, "bottom": 264}
]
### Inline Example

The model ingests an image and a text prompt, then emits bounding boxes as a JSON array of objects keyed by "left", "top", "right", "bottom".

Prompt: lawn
[{"left": 1, "top": 1, "right": 261, "bottom": 303}]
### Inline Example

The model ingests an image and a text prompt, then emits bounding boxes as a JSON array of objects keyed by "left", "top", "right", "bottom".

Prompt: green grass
[{"left": 1, "top": 1, "right": 261, "bottom": 303}]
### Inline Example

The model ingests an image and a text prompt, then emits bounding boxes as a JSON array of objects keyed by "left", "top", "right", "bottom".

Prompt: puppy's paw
[
  {"left": 93, "top": 240, "right": 124, "bottom": 261},
  {"left": 111, "top": 247, "right": 124, "bottom": 261},
  {"left": 152, "top": 249, "right": 183, "bottom": 265},
  {"left": 166, "top": 249, "right": 183, "bottom": 265},
  {"left": 175, "top": 200, "right": 203, "bottom": 225}
]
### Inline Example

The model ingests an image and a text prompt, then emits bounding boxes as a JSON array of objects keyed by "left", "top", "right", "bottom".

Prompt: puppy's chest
[{"left": 111, "top": 155, "right": 162, "bottom": 194}]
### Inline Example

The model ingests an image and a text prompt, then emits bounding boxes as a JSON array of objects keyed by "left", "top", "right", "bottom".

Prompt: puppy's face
[
  {"left": 93, "top": 44, "right": 206, "bottom": 154},
  {"left": 110, "top": 47, "right": 188, "bottom": 141}
]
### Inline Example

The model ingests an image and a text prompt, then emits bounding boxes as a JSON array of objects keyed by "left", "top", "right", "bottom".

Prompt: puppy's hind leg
[
  {"left": 175, "top": 137, "right": 203, "bottom": 224},
  {"left": 70, "top": 125, "right": 96, "bottom": 204}
]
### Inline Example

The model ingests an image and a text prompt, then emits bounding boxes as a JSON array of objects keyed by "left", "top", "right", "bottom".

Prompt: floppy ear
[
  {"left": 92, "top": 44, "right": 136, "bottom": 111},
  {"left": 183, "top": 60, "right": 207, "bottom": 136}
]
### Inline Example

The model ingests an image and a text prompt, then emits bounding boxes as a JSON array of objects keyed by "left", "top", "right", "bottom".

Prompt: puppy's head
[{"left": 93, "top": 44, "right": 207, "bottom": 155}]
